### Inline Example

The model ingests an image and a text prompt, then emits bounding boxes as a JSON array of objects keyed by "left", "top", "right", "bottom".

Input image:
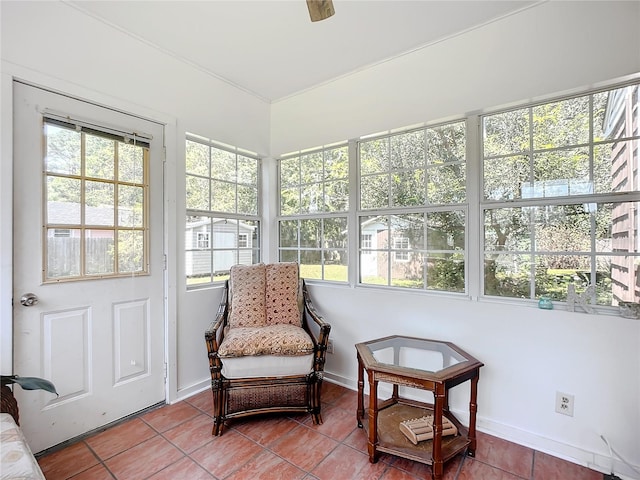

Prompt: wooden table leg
[
  {"left": 432, "top": 384, "right": 445, "bottom": 480},
  {"left": 467, "top": 371, "right": 479, "bottom": 457},
  {"left": 367, "top": 374, "right": 379, "bottom": 463},
  {"left": 357, "top": 354, "right": 364, "bottom": 428}
]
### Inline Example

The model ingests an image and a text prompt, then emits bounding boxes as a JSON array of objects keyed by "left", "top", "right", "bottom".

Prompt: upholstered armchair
[{"left": 205, "top": 262, "right": 331, "bottom": 435}]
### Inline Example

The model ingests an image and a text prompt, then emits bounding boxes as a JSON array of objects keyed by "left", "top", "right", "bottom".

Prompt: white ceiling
[{"left": 69, "top": 0, "right": 539, "bottom": 103}]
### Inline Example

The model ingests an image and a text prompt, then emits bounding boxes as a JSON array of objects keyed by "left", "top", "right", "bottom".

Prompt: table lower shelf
[{"left": 360, "top": 400, "right": 471, "bottom": 465}]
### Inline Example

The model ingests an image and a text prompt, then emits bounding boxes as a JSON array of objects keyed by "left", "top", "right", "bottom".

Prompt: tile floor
[{"left": 37, "top": 383, "right": 604, "bottom": 480}]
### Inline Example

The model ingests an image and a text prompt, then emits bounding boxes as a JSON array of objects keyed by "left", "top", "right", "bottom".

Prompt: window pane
[
  {"left": 237, "top": 155, "right": 258, "bottom": 184},
  {"left": 606, "top": 255, "right": 638, "bottom": 304},
  {"left": 534, "top": 254, "right": 591, "bottom": 301},
  {"left": 325, "top": 146, "right": 348, "bottom": 180},
  {"left": 360, "top": 138, "right": 389, "bottom": 175},
  {"left": 213, "top": 250, "right": 237, "bottom": 273},
  {"left": 47, "top": 177, "right": 81, "bottom": 224},
  {"left": 595, "top": 139, "right": 640, "bottom": 193},
  {"left": 85, "top": 135, "right": 115, "bottom": 180},
  {"left": 427, "top": 253, "right": 464, "bottom": 292},
  {"left": 484, "top": 253, "right": 532, "bottom": 298},
  {"left": 186, "top": 140, "right": 210, "bottom": 176},
  {"left": 237, "top": 185, "right": 257, "bottom": 215},
  {"left": 211, "top": 149, "right": 236, "bottom": 182},
  {"left": 300, "top": 250, "right": 322, "bottom": 278},
  {"left": 300, "top": 219, "right": 320, "bottom": 248},
  {"left": 324, "top": 180, "right": 349, "bottom": 212},
  {"left": 280, "top": 157, "right": 299, "bottom": 187},
  {"left": 118, "top": 185, "right": 144, "bottom": 227},
  {"left": 483, "top": 108, "right": 529, "bottom": 157},
  {"left": 533, "top": 97, "right": 589, "bottom": 150},
  {"left": 323, "top": 217, "right": 347, "bottom": 249},
  {"left": 531, "top": 148, "right": 590, "bottom": 197},
  {"left": 427, "top": 121, "right": 465, "bottom": 165},
  {"left": 594, "top": 85, "right": 638, "bottom": 141},
  {"left": 392, "top": 170, "right": 425, "bottom": 207},
  {"left": 279, "top": 220, "right": 298, "bottom": 247},
  {"left": 393, "top": 214, "right": 424, "bottom": 250},
  {"left": 47, "top": 228, "right": 81, "bottom": 278},
  {"left": 484, "top": 155, "right": 529, "bottom": 200},
  {"left": 427, "top": 164, "right": 466, "bottom": 204},
  {"left": 118, "top": 230, "right": 144, "bottom": 273},
  {"left": 391, "top": 251, "right": 423, "bottom": 288},
  {"left": 300, "top": 152, "right": 323, "bottom": 183},
  {"left": 85, "top": 229, "right": 115, "bottom": 275},
  {"left": 484, "top": 208, "right": 531, "bottom": 252},
  {"left": 118, "top": 142, "right": 144, "bottom": 184},
  {"left": 428, "top": 211, "right": 465, "bottom": 250},
  {"left": 85, "top": 181, "right": 114, "bottom": 226},
  {"left": 361, "top": 174, "right": 389, "bottom": 209},
  {"left": 390, "top": 130, "right": 425, "bottom": 170},
  {"left": 280, "top": 250, "right": 298, "bottom": 263},
  {"left": 300, "top": 183, "right": 322, "bottom": 214},
  {"left": 45, "top": 124, "right": 81, "bottom": 175},
  {"left": 281, "top": 187, "right": 300, "bottom": 215},
  {"left": 534, "top": 204, "right": 591, "bottom": 253},
  {"left": 323, "top": 250, "right": 348, "bottom": 282},
  {"left": 186, "top": 175, "right": 209, "bottom": 210},
  {"left": 211, "top": 180, "right": 235, "bottom": 212}
]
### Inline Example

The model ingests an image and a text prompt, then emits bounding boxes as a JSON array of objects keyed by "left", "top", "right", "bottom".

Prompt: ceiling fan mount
[{"left": 307, "top": 0, "right": 335, "bottom": 22}]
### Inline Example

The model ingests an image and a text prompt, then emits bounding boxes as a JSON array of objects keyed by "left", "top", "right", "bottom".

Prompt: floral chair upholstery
[{"left": 205, "top": 262, "right": 331, "bottom": 435}]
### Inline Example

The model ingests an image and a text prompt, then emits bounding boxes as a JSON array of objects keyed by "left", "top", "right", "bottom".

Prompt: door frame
[{"left": 0, "top": 66, "right": 179, "bottom": 405}]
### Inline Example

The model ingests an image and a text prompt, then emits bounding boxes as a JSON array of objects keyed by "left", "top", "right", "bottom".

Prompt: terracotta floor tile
[
  {"left": 322, "top": 382, "right": 348, "bottom": 404},
  {"left": 225, "top": 449, "right": 306, "bottom": 480},
  {"left": 311, "top": 444, "right": 388, "bottom": 480},
  {"left": 185, "top": 390, "right": 214, "bottom": 416},
  {"left": 85, "top": 418, "right": 156, "bottom": 460},
  {"left": 104, "top": 435, "right": 183, "bottom": 480},
  {"left": 473, "top": 431, "right": 534, "bottom": 478},
  {"left": 304, "top": 404, "right": 358, "bottom": 441},
  {"left": 343, "top": 426, "right": 369, "bottom": 453},
  {"left": 457, "top": 457, "right": 525, "bottom": 479},
  {"left": 163, "top": 413, "right": 215, "bottom": 453},
  {"left": 232, "top": 414, "right": 301, "bottom": 446},
  {"left": 533, "top": 451, "right": 602, "bottom": 480},
  {"left": 147, "top": 456, "right": 214, "bottom": 480},
  {"left": 379, "top": 465, "right": 422, "bottom": 480},
  {"left": 142, "top": 402, "right": 201, "bottom": 432},
  {"left": 331, "top": 388, "right": 359, "bottom": 413},
  {"left": 38, "top": 442, "right": 99, "bottom": 480},
  {"left": 68, "top": 464, "right": 115, "bottom": 480},
  {"left": 190, "top": 430, "right": 264, "bottom": 478},
  {"left": 270, "top": 424, "right": 339, "bottom": 471}
]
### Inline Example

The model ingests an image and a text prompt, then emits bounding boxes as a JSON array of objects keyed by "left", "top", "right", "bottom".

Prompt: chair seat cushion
[
  {"left": 220, "top": 353, "right": 314, "bottom": 379},
  {"left": 219, "top": 324, "right": 314, "bottom": 358}
]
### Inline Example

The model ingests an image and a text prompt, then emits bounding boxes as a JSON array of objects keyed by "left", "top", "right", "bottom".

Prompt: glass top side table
[{"left": 356, "top": 335, "right": 483, "bottom": 480}]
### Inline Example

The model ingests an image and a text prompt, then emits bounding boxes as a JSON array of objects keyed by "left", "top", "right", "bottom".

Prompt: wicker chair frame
[{"left": 205, "top": 279, "right": 331, "bottom": 436}]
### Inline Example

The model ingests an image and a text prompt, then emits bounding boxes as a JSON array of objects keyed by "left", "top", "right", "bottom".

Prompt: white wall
[
  {"left": 0, "top": 0, "right": 270, "bottom": 400},
  {"left": 271, "top": 1, "right": 640, "bottom": 477}
]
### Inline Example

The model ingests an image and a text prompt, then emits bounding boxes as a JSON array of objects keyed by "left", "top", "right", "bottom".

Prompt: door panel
[{"left": 12, "top": 82, "right": 166, "bottom": 452}]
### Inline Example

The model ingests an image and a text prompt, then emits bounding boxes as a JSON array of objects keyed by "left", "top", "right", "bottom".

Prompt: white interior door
[{"left": 12, "top": 82, "right": 166, "bottom": 453}]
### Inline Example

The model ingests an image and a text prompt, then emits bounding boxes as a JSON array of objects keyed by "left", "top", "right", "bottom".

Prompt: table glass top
[{"left": 366, "top": 336, "right": 468, "bottom": 374}]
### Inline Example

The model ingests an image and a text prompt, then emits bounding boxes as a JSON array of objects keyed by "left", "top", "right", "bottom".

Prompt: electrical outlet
[
  {"left": 327, "top": 339, "right": 334, "bottom": 354},
  {"left": 555, "top": 391, "right": 574, "bottom": 416}
]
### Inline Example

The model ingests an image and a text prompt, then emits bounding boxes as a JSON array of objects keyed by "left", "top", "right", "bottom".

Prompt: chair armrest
[
  {"left": 302, "top": 280, "right": 331, "bottom": 372},
  {"left": 205, "top": 281, "right": 229, "bottom": 378}
]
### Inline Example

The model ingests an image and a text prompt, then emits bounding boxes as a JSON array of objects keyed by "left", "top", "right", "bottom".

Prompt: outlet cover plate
[{"left": 555, "top": 391, "right": 574, "bottom": 416}]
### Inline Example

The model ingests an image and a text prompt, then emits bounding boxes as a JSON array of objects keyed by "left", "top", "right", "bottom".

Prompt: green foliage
[{"left": 1, "top": 375, "right": 58, "bottom": 396}]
